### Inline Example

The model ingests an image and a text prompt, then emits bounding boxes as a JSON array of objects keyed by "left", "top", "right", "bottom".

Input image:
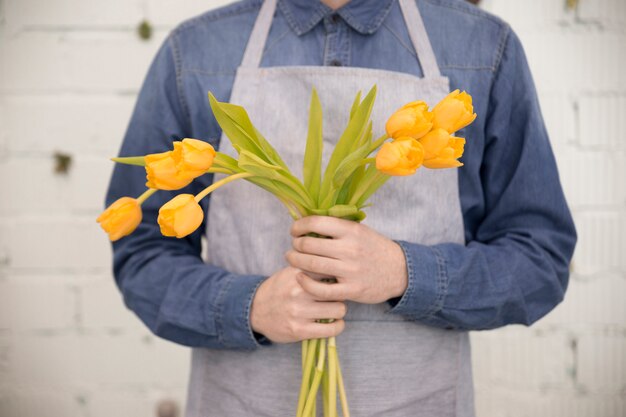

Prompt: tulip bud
[
  {"left": 145, "top": 151, "right": 194, "bottom": 190},
  {"left": 97, "top": 197, "right": 142, "bottom": 241},
  {"left": 173, "top": 138, "right": 216, "bottom": 177},
  {"left": 423, "top": 136, "right": 465, "bottom": 169},
  {"left": 157, "top": 194, "right": 204, "bottom": 238},
  {"left": 385, "top": 101, "right": 433, "bottom": 140},
  {"left": 145, "top": 139, "right": 216, "bottom": 191},
  {"left": 432, "top": 90, "right": 477, "bottom": 134},
  {"left": 375, "top": 137, "right": 424, "bottom": 176}
]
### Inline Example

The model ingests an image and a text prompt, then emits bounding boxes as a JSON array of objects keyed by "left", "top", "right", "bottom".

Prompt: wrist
[{"left": 388, "top": 240, "right": 409, "bottom": 299}]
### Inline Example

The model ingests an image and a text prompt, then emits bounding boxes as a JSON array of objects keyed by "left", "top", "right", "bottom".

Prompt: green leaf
[
  {"left": 349, "top": 90, "right": 362, "bottom": 120},
  {"left": 213, "top": 152, "right": 242, "bottom": 172},
  {"left": 327, "top": 204, "right": 366, "bottom": 221},
  {"left": 303, "top": 88, "right": 323, "bottom": 204},
  {"left": 253, "top": 127, "right": 290, "bottom": 171},
  {"left": 208, "top": 92, "right": 268, "bottom": 161},
  {"left": 319, "top": 85, "right": 377, "bottom": 208},
  {"left": 347, "top": 164, "right": 366, "bottom": 200},
  {"left": 110, "top": 156, "right": 146, "bottom": 166},
  {"left": 332, "top": 140, "right": 373, "bottom": 189},
  {"left": 238, "top": 150, "right": 281, "bottom": 172},
  {"left": 238, "top": 150, "right": 314, "bottom": 209},
  {"left": 356, "top": 171, "right": 391, "bottom": 207}
]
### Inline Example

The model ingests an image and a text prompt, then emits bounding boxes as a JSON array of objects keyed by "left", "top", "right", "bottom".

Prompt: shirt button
[
  {"left": 329, "top": 59, "right": 342, "bottom": 67},
  {"left": 330, "top": 14, "right": 340, "bottom": 24}
]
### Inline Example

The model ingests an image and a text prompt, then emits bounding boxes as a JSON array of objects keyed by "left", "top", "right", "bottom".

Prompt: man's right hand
[{"left": 250, "top": 266, "right": 347, "bottom": 344}]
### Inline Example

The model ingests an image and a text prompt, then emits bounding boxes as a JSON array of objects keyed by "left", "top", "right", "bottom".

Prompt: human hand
[
  {"left": 286, "top": 216, "right": 408, "bottom": 304},
  {"left": 250, "top": 266, "right": 347, "bottom": 344}
]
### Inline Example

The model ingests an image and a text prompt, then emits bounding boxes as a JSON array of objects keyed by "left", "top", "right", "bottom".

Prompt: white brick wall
[
  {"left": 0, "top": 0, "right": 624, "bottom": 416},
  {"left": 475, "top": 1, "right": 626, "bottom": 416}
]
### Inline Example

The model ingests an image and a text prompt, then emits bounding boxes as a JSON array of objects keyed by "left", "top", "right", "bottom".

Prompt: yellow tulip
[
  {"left": 97, "top": 197, "right": 142, "bottom": 242},
  {"left": 385, "top": 101, "right": 433, "bottom": 140},
  {"left": 173, "top": 138, "right": 216, "bottom": 177},
  {"left": 145, "top": 151, "right": 194, "bottom": 190},
  {"left": 145, "top": 139, "right": 216, "bottom": 190},
  {"left": 157, "top": 194, "right": 204, "bottom": 238},
  {"left": 423, "top": 136, "right": 465, "bottom": 169},
  {"left": 419, "top": 128, "right": 451, "bottom": 160},
  {"left": 432, "top": 90, "right": 477, "bottom": 134},
  {"left": 375, "top": 137, "right": 424, "bottom": 176}
]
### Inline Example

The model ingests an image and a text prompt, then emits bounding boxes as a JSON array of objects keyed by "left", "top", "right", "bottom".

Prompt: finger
[
  {"left": 285, "top": 250, "right": 346, "bottom": 277},
  {"left": 292, "top": 235, "right": 343, "bottom": 259},
  {"left": 290, "top": 216, "right": 354, "bottom": 239},
  {"left": 300, "top": 301, "right": 347, "bottom": 320},
  {"left": 296, "top": 272, "right": 352, "bottom": 301},
  {"left": 301, "top": 319, "right": 346, "bottom": 340}
]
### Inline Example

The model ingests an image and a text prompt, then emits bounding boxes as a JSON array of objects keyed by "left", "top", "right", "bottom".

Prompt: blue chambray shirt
[{"left": 106, "top": 0, "right": 576, "bottom": 348}]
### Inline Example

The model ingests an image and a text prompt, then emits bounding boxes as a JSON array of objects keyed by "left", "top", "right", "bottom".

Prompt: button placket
[{"left": 323, "top": 13, "right": 350, "bottom": 67}]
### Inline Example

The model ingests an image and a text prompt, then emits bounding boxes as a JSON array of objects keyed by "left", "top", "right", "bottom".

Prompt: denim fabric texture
[{"left": 105, "top": 0, "right": 577, "bottom": 349}]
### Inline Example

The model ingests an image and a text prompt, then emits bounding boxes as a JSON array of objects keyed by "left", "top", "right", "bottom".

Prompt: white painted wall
[{"left": 0, "top": 0, "right": 624, "bottom": 416}]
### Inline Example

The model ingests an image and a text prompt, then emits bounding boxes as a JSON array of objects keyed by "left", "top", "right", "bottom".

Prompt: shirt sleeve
[
  {"left": 105, "top": 34, "right": 267, "bottom": 349},
  {"left": 387, "top": 29, "right": 577, "bottom": 330}
]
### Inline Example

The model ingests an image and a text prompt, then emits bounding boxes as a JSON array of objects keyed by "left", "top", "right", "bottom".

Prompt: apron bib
[{"left": 187, "top": 1, "right": 474, "bottom": 415}]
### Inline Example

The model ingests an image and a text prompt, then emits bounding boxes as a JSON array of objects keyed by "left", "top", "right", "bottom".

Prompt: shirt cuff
[
  {"left": 215, "top": 273, "right": 269, "bottom": 349},
  {"left": 387, "top": 240, "right": 448, "bottom": 320}
]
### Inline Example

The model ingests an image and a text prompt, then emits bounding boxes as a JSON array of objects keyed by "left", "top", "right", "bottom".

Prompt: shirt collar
[{"left": 278, "top": 0, "right": 395, "bottom": 36}]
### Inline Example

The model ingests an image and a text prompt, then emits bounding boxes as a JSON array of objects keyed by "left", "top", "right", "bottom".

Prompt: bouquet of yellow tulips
[{"left": 98, "top": 86, "right": 476, "bottom": 417}]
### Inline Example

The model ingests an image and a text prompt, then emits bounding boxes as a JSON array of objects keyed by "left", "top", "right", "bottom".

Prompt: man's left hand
[{"left": 285, "top": 216, "right": 408, "bottom": 304}]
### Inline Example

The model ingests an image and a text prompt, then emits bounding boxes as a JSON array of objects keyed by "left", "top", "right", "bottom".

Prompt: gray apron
[{"left": 187, "top": 0, "right": 474, "bottom": 415}]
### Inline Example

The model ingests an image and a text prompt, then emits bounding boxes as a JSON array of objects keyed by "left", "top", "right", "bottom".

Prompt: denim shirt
[{"left": 105, "top": 0, "right": 577, "bottom": 349}]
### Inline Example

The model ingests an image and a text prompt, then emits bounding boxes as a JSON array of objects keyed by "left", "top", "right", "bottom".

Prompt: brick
[
  {"left": 0, "top": 277, "right": 75, "bottom": 330},
  {"left": 536, "top": 275, "right": 626, "bottom": 328},
  {"left": 79, "top": 276, "right": 145, "bottom": 329},
  {"left": 149, "top": 0, "right": 231, "bottom": 26},
  {"left": 88, "top": 388, "right": 187, "bottom": 417},
  {"left": 0, "top": 388, "right": 84, "bottom": 417},
  {"left": 0, "top": 97, "right": 8, "bottom": 160},
  {"left": 556, "top": 150, "right": 626, "bottom": 208},
  {"left": 572, "top": 211, "right": 626, "bottom": 275},
  {"left": 0, "top": 217, "right": 112, "bottom": 269},
  {"left": 577, "top": 332, "right": 626, "bottom": 392},
  {"left": 471, "top": 326, "right": 572, "bottom": 390},
  {"left": 2, "top": 95, "right": 135, "bottom": 154},
  {"left": 0, "top": 31, "right": 166, "bottom": 93},
  {"left": 4, "top": 0, "right": 143, "bottom": 29},
  {"left": 0, "top": 155, "right": 114, "bottom": 215},
  {"left": 578, "top": 0, "right": 626, "bottom": 28},
  {"left": 474, "top": 387, "right": 626, "bottom": 417},
  {"left": 482, "top": 0, "right": 574, "bottom": 32},
  {"left": 8, "top": 332, "right": 189, "bottom": 387},
  {"left": 518, "top": 32, "right": 626, "bottom": 94},
  {"left": 538, "top": 93, "right": 577, "bottom": 151},
  {"left": 578, "top": 94, "right": 626, "bottom": 150}
]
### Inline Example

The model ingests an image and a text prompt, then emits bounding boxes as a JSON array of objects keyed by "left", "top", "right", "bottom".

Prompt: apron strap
[
  {"left": 240, "top": 0, "right": 277, "bottom": 68},
  {"left": 398, "top": 0, "right": 442, "bottom": 78},
  {"left": 241, "top": 0, "right": 442, "bottom": 79}
]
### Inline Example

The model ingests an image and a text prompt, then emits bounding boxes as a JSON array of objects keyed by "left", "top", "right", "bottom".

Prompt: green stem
[
  {"left": 348, "top": 169, "right": 390, "bottom": 207},
  {"left": 194, "top": 172, "right": 255, "bottom": 202},
  {"left": 336, "top": 346, "right": 350, "bottom": 417},
  {"left": 322, "top": 357, "right": 329, "bottom": 417},
  {"left": 206, "top": 167, "right": 235, "bottom": 175},
  {"left": 302, "top": 338, "right": 327, "bottom": 417},
  {"left": 277, "top": 195, "right": 304, "bottom": 220},
  {"left": 327, "top": 337, "right": 338, "bottom": 417},
  {"left": 136, "top": 188, "right": 157, "bottom": 205},
  {"left": 297, "top": 339, "right": 319, "bottom": 417},
  {"left": 369, "top": 133, "right": 388, "bottom": 153}
]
